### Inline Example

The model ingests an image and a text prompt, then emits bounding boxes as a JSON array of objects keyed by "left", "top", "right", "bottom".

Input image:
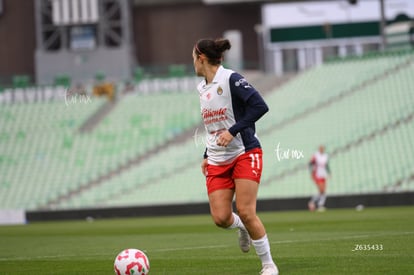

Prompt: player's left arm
[{"left": 227, "top": 73, "right": 269, "bottom": 136}]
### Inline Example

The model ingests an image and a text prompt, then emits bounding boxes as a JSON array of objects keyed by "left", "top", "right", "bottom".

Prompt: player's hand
[
  {"left": 201, "top": 158, "right": 208, "bottom": 176},
  {"left": 216, "top": 130, "right": 233, "bottom": 147}
]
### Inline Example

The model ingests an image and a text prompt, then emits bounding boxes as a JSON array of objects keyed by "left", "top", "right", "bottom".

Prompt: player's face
[
  {"left": 192, "top": 50, "right": 204, "bottom": 77},
  {"left": 319, "top": 146, "right": 325, "bottom": 153}
]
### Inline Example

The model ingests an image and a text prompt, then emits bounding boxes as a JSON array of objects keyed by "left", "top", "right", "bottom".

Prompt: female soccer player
[
  {"left": 193, "top": 38, "right": 279, "bottom": 275},
  {"left": 308, "top": 145, "right": 331, "bottom": 212}
]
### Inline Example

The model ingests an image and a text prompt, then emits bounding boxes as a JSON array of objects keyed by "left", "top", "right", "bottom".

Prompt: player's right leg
[
  {"left": 206, "top": 161, "right": 236, "bottom": 228},
  {"left": 308, "top": 194, "right": 317, "bottom": 211},
  {"left": 206, "top": 161, "right": 253, "bottom": 253},
  {"left": 208, "top": 189, "right": 251, "bottom": 253},
  {"left": 208, "top": 188, "right": 235, "bottom": 228}
]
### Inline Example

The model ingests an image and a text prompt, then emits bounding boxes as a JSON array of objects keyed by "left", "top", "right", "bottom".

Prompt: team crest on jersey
[{"left": 217, "top": 86, "right": 223, "bottom": 95}]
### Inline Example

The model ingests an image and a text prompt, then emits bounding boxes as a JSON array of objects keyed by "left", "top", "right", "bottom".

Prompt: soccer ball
[{"left": 114, "top": 248, "right": 150, "bottom": 275}]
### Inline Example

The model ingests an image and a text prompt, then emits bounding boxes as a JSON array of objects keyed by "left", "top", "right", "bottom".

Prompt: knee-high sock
[
  {"left": 318, "top": 194, "right": 327, "bottom": 207},
  {"left": 227, "top": 212, "right": 246, "bottom": 230},
  {"left": 252, "top": 234, "right": 275, "bottom": 266},
  {"left": 311, "top": 194, "right": 320, "bottom": 203}
]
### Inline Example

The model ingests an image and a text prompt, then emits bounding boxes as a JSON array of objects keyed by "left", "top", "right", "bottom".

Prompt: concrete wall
[
  {"left": 0, "top": 0, "right": 36, "bottom": 84},
  {"left": 133, "top": 3, "right": 261, "bottom": 69},
  {"left": 27, "top": 192, "right": 414, "bottom": 222},
  {"left": 0, "top": 0, "right": 261, "bottom": 85},
  {"left": 35, "top": 45, "right": 134, "bottom": 85}
]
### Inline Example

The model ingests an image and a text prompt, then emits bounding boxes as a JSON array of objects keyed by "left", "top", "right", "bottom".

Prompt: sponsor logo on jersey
[
  {"left": 201, "top": 107, "right": 228, "bottom": 125},
  {"left": 234, "top": 78, "right": 252, "bottom": 89}
]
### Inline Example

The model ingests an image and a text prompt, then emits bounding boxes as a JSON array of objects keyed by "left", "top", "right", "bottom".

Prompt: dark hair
[{"left": 194, "top": 38, "right": 231, "bottom": 65}]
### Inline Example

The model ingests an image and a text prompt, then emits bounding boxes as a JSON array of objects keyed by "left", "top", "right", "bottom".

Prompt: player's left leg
[
  {"left": 234, "top": 178, "right": 264, "bottom": 239},
  {"left": 230, "top": 149, "right": 278, "bottom": 274},
  {"left": 235, "top": 178, "right": 278, "bottom": 274},
  {"left": 316, "top": 180, "right": 327, "bottom": 211},
  {"left": 232, "top": 148, "right": 266, "bottom": 240}
]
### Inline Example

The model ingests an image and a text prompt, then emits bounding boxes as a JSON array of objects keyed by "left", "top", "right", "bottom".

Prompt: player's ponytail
[{"left": 214, "top": 38, "right": 231, "bottom": 54}]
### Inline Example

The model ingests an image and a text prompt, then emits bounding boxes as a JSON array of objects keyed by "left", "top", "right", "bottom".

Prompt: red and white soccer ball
[{"left": 114, "top": 248, "right": 150, "bottom": 275}]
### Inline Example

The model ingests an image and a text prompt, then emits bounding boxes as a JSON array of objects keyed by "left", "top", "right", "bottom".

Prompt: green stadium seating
[
  {"left": 168, "top": 64, "right": 187, "bottom": 78},
  {"left": 1, "top": 51, "right": 413, "bottom": 210},
  {"left": 0, "top": 90, "right": 201, "bottom": 210},
  {"left": 257, "top": 53, "right": 414, "bottom": 199},
  {"left": 133, "top": 67, "right": 145, "bottom": 83},
  {"left": 12, "top": 75, "right": 30, "bottom": 89},
  {"left": 54, "top": 74, "right": 71, "bottom": 88}
]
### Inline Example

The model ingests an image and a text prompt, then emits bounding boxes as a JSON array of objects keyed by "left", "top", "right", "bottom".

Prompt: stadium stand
[
  {"left": 0, "top": 51, "right": 413, "bottom": 211},
  {"left": 0, "top": 87, "right": 201, "bottom": 210},
  {"left": 258, "top": 50, "right": 414, "bottom": 198},
  {"left": 0, "top": 97, "right": 105, "bottom": 209}
]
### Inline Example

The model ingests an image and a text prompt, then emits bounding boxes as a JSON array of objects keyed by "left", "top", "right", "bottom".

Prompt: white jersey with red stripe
[
  {"left": 197, "top": 66, "right": 268, "bottom": 165},
  {"left": 311, "top": 151, "right": 329, "bottom": 179}
]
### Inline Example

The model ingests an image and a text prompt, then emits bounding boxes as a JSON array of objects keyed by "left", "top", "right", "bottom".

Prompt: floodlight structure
[{"left": 35, "top": 0, "right": 135, "bottom": 85}]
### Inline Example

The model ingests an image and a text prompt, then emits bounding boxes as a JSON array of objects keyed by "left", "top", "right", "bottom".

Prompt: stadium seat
[
  {"left": 1, "top": 51, "right": 414, "bottom": 210},
  {"left": 12, "top": 75, "right": 30, "bottom": 89},
  {"left": 54, "top": 74, "right": 71, "bottom": 87}
]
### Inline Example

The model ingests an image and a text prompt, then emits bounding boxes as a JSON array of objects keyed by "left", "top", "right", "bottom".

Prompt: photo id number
[{"left": 352, "top": 244, "right": 383, "bottom": 251}]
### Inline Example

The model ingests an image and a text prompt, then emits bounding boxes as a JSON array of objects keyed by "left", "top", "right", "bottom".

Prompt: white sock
[
  {"left": 228, "top": 213, "right": 246, "bottom": 230},
  {"left": 311, "top": 194, "right": 320, "bottom": 203},
  {"left": 318, "top": 194, "right": 326, "bottom": 207},
  {"left": 252, "top": 234, "right": 275, "bottom": 266}
]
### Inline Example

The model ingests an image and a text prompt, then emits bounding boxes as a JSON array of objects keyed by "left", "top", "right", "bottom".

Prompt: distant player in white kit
[
  {"left": 192, "top": 38, "right": 279, "bottom": 275},
  {"left": 308, "top": 145, "right": 331, "bottom": 212}
]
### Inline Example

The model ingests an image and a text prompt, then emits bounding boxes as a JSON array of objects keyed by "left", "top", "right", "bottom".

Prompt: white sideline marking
[
  {"left": 155, "top": 231, "right": 414, "bottom": 252},
  {"left": 0, "top": 231, "right": 412, "bottom": 261}
]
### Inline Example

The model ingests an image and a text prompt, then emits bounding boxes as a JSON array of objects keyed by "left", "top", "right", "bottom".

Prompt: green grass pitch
[{"left": 0, "top": 206, "right": 413, "bottom": 274}]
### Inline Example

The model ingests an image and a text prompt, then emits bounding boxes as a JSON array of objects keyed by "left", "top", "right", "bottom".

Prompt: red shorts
[
  {"left": 312, "top": 174, "right": 326, "bottom": 186},
  {"left": 206, "top": 148, "right": 263, "bottom": 195}
]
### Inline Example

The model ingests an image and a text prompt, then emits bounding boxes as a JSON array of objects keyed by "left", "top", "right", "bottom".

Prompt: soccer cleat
[
  {"left": 259, "top": 264, "right": 279, "bottom": 275},
  {"left": 317, "top": 206, "right": 326, "bottom": 212},
  {"left": 308, "top": 201, "right": 316, "bottom": 211},
  {"left": 237, "top": 228, "right": 251, "bottom": 253}
]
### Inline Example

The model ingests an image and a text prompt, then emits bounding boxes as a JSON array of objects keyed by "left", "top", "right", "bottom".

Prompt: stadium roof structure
[
  {"left": 133, "top": 0, "right": 311, "bottom": 6},
  {"left": 134, "top": 0, "right": 200, "bottom": 5}
]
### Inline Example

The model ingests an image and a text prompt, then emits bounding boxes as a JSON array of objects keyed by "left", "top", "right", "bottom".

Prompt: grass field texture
[{"left": 0, "top": 206, "right": 413, "bottom": 274}]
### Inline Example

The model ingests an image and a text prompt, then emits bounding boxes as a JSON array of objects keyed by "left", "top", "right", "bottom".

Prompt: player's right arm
[
  {"left": 201, "top": 158, "right": 208, "bottom": 176},
  {"left": 308, "top": 156, "right": 315, "bottom": 175},
  {"left": 201, "top": 148, "right": 208, "bottom": 176}
]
